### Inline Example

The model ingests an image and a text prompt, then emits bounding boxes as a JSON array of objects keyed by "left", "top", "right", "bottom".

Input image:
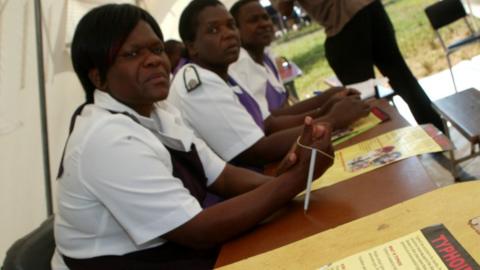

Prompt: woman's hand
[
  {"left": 276, "top": 117, "right": 334, "bottom": 178},
  {"left": 315, "top": 87, "right": 361, "bottom": 115},
  {"left": 325, "top": 97, "right": 371, "bottom": 130},
  {"left": 295, "top": 117, "right": 334, "bottom": 179},
  {"left": 332, "top": 88, "right": 361, "bottom": 100}
]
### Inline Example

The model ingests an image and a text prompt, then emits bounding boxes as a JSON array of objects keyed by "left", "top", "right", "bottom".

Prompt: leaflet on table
[
  {"left": 311, "top": 125, "right": 449, "bottom": 192},
  {"left": 331, "top": 106, "right": 390, "bottom": 146},
  {"left": 318, "top": 224, "right": 479, "bottom": 270},
  {"left": 346, "top": 78, "right": 390, "bottom": 100}
]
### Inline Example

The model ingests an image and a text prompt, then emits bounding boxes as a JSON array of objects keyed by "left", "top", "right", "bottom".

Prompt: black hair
[
  {"left": 178, "top": 0, "right": 224, "bottom": 43},
  {"left": 71, "top": 4, "right": 163, "bottom": 103},
  {"left": 229, "top": 0, "right": 258, "bottom": 25},
  {"left": 164, "top": 39, "right": 184, "bottom": 55}
]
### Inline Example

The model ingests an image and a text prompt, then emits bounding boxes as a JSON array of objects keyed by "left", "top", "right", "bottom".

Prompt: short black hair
[
  {"left": 71, "top": 4, "right": 163, "bottom": 103},
  {"left": 179, "top": 0, "right": 224, "bottom": 43},
  {"left": 230, "top": 0, "right": 258, "bottom": 24},
  {"left": 164, "top": 39, "right": 184, "bottom": 55}
]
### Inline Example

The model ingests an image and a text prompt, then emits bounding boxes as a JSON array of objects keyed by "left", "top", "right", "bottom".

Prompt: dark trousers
[{"left": 325, "top": 0, "right": 444, "bottom": 131}]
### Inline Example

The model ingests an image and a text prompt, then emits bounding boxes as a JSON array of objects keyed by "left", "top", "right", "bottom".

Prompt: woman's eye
[
  {"left": 207, "top": 26, "right": 219, "bottom": 34},
  {"left": 228, "top": 21, "right": 237, "bottom": 30},
  {"left": 123, "top": 50, "right": 138, "bottom": 58},
  {"left": 151, "top": 46, "right": 164, "bottom": 55}
]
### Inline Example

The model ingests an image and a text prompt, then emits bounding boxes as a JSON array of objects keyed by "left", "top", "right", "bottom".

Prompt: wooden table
[
  {"left": 215, "top": 99, "right": 439, "bottom": 268},
  {"left": 218, "top": 181, "right": 480, "bottom": 269}
]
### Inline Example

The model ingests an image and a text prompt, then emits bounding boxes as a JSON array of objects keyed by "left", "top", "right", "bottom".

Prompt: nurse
[
  {"left": 229, "top": 0, "right": 359, "bottom": 116},
  {"left": 168, "top": 0, "right": 369, "bottom": 168},
  {"left": 53, "top": 3, "right": 333, "bottom": 269}
]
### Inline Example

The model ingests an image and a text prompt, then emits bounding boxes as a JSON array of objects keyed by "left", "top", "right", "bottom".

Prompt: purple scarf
[
  {"left": 228, "top": 76, "right": 265, "bottom": 131},
  {"left": 263, "top": 55, "right": 288, "bottom": 111},
  {"left": 173, "top": 57, "right": 190, "bottom": 76}
]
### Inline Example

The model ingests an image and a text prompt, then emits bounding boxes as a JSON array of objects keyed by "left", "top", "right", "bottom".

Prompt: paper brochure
[{"left": 312, "top": 125, "right": 443, "bottom": 191}]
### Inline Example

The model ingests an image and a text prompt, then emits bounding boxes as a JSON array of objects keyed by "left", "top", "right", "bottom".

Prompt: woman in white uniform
[
  {"left": 52, "top": 4, "right": 334, "bottom": 269},
  {"left": 168, "top": 0, "right": 369, "bottom": 169},
  {"left": 229, "top": 46, "right": 288, "bottom": 117},
  {"left": 229, "top": 0, "right": 362, "bottom": 118}
]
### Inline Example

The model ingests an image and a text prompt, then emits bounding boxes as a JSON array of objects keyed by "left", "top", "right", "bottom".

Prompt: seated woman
[
  {"left": 52, "top": 3, "right": 333, "bottom": 270},
  {"left": 164, "top": 39, "right": 189, "bottom": 75},
  {"left": 229, "top": 0, "right": 354, "bottom": 116},
  {"left": 229, "top": 0, "right": 353, "bottom": 116},
  {"left": 168, "top": 0, "right": 369, "bottom": 168}
]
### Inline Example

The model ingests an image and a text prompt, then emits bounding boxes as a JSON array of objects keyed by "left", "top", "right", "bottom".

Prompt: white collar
[{"left": 93, "top": 90, "right": 194, "bottom": 151}]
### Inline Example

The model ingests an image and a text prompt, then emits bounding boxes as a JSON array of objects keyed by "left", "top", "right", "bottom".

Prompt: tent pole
[{"left": 34, "top": 0, "right": 53, "bottom": 217}]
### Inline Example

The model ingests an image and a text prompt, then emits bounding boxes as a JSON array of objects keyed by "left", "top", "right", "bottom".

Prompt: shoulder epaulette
[{"left": 183, "top": 65, "right": 201, "bottom": 93}]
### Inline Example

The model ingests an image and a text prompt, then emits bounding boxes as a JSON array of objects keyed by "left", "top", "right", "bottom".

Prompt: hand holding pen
[{"left": 276, "top": 117, "right": 335, "bottom": 211}]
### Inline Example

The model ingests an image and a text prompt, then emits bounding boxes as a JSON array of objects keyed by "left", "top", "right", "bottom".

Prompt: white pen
[{"left": 304, "top": 149, "right": 317, "bottom": 212}]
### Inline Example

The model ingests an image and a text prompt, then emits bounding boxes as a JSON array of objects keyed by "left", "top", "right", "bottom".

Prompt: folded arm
[{"left": 164, "top": 118, "right": 334, "bottom": 249}]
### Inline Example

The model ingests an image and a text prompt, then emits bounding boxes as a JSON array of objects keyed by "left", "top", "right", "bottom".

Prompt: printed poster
[
  {"left": 311, "top": 125, "right": 444, "bottom": 191},
  {"left": 319, "top": 224, "right": 479, "bottom": 270}
]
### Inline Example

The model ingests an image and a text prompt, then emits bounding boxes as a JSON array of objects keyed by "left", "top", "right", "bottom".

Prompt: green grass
[{"left": 272, "top": 0, "right": 480, "bottom": 99}]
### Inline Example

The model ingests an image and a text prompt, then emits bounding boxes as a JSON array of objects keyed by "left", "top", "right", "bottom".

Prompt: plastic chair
[
  {"left": 425, "top": 0, "right": 480, "bottom": 92},
  {"left": 3, "top": 216, "right": 55, "bottom": 270}
]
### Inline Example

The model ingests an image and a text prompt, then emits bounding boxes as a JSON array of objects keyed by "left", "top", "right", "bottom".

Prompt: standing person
[
  {"left": 168, "top": 0, "right": 369, "bottom": 169},
  {"left": 229, "top": 0, "right": 360, "bottom": 118},
  {"left": 272, "top": 0, "right": 444, "bottom": 131},
  {"left": 52, "top": 3, "right": 334, "bottom": 269}
]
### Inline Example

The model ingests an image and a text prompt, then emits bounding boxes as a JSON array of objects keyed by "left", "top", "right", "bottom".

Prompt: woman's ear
[{"left": 88, "top": 68, "right": 106, "bottom": 90}]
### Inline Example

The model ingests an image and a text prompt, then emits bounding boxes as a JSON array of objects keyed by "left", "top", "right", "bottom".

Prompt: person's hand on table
[
  {"left": 276, "top": 117, "right": 334, "bottom": 179},
  {"left": 317, "top": 87, "right": 361, "bottom": 113},
  {"left": 332, "top": 88, "right": 361, "bottom": 100},
  {"left": 325, "top": 96, "right": 371, "bottom": 130}
]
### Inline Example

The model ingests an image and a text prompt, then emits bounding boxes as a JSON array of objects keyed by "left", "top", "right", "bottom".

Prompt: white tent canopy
[
  {"left": 0, "top": 0, "right": 242, "bottom": 264},
  {"left": 141, "top": 0, "right": 240, "bottom": 40}
]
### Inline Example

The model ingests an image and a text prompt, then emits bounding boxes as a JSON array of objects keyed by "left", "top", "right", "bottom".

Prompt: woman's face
[
  {"left": 189, "top": 4, "right": 241, "bottom": 69},
  {"left": 100, "top": 20, "right": 171, "bottom": 116},
  {"left": 237, "top": 1, "right": 274, "bottom": 50}
]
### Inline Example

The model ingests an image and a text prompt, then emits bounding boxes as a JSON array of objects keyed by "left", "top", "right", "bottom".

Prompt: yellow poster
[
  {"left": 313, "top": 125, "right": 442, "bottom": 191},
  {"left": 319, "top": 224, "right": 479, "bottom": 270},
  {"left": 321, "top": 231, "right": 444, "bottom": 269}
]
